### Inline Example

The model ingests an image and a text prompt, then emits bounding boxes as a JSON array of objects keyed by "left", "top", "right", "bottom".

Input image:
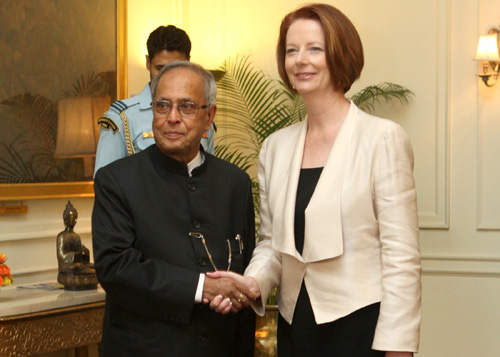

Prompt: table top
[{"left": 0, "top": 283, "right": 105, "bottom": 317}]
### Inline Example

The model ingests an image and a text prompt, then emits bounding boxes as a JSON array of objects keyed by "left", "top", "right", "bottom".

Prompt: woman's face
[{"left": 284, "top": 18, "right": 332, "bottom": 96}]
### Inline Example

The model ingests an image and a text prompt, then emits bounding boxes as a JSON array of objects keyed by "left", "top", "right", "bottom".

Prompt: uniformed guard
[{"left": 94, "top": 25, "right": 215, "bottom": 175}]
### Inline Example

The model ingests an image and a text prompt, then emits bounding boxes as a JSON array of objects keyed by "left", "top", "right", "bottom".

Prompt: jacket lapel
[
  {"left": 271, "top": 121, "right": 307, "bottom": 260},
  {"left": 270, "top": 102, "right": 358, "bottom": 262},
  {"left": 302, "top": 102, "right": 358, "bottom": 262}
]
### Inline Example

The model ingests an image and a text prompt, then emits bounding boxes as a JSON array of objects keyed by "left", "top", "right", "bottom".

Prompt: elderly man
[{"left": 92, "top": 61, "right": 256, "bottom": 356}]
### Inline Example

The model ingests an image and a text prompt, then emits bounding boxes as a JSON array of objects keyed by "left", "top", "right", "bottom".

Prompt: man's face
[
  {"left": 152, "top": 68, "right": 215, "bottom": 164},
  {"left": 146, "top": 50, "right": 188, "bottom": 81}
]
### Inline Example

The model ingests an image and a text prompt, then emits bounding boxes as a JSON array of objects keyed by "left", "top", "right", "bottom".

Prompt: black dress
[{"left": 277, "top": 168, "right": 384, "bottom": 356}]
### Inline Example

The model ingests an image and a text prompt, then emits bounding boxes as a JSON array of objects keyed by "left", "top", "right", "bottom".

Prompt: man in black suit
[{"left": 92, "top": 61, "right": 256, "bottom": 356}]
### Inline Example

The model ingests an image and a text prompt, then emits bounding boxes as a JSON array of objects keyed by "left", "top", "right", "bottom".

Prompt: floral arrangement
[{"left": 0, "top": 252, "right": 13, "bottom": 286}]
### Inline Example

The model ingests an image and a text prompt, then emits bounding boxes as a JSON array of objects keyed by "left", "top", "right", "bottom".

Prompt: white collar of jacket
[{"left": 271, "top": 101, "right": 358, "bottom": 263}]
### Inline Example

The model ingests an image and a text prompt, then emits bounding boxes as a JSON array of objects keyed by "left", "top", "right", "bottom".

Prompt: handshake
[{"left": 202, "top": 271, "right": 261, "bottom": 314}]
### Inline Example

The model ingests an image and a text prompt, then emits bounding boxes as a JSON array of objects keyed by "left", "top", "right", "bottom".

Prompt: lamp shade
[
  {"left": 475, "top": 34, "right": 500, "bottom": 61},
  {"left": 55, "top": 96, "right": 110, "bottom": 158}
]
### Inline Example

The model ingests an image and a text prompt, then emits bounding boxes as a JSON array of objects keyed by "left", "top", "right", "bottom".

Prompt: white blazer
[{"left": 245, "top": 102, "right": 421, "bottom": 352}]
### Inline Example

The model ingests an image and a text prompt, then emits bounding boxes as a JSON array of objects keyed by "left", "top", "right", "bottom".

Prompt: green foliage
[{"left": 351, "top": 82, "right": 414, "bottom": 113}]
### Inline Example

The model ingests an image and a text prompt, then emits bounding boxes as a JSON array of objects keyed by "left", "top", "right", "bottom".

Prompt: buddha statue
[{"left": 57, "top": 201, "right": 98, "bottom": 290}]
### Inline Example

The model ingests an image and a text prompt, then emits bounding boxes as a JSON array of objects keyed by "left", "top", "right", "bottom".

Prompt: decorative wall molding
[
  {"left": 10, "top": 268, "right": 59, "bottom": 287},
  {"left": 476, "top": 94, "right": 500, "bottom": 229},
  {"left": 475, "top": 0, "right": 500, "bottom": 230},
  {"left": 476, "top": 93, "right": 500, "bottom": 230},
  {"left": 422, "top": 255, "right": 500, "bottom": 277},
  {"left": 0, "top": 218, "right": 91, "bottom": 242},
  {"left": 13, "top": 266, "right": 58, "bottom": 277},
  {"left": 417, "top": 0, "right": 450, "bottom": 229}
]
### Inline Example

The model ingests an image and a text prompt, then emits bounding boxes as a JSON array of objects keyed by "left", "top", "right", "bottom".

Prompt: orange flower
[
  {"left": 0, "top": 252, "right": 13, "bottom": 286},
  {"left": 0, "top": 264, "right": 10, "bottom": 277}
]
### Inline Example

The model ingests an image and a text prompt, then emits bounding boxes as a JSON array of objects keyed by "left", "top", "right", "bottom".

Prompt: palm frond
[
  {"left": 0, "top": 141, "right": 36, "bottom": 183},
  {"left": 350, "top": 82, "right": 414, "bottom": 114},
  {"left": 215, "top": 56, "right": 299, "bottom": 171},
  {"left": 62, "top": 72, "right": 108, "bottom": 97},
  {"left": 214, "top": 144, "right": 255, "bottom": 173},
  {"left": 2, "top": 93, "right": 58, "bottom": 149}
]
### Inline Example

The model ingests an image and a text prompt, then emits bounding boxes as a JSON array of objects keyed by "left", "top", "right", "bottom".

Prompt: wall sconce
[
  {"left": 475, "top": 27, "right": 500, "bottom": 87},
  {"left": 54, "top": 96, "right": 110, "bottom": 179}
]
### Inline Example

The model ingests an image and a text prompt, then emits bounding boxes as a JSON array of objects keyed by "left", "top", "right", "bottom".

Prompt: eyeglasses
[{"left": 152, "top": 100, "right": 208, "bottom": 118}]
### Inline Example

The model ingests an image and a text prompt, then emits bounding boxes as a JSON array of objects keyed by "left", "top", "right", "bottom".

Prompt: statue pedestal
[{"left": 58, "top": 271, "right": 98, "bottom": 291}]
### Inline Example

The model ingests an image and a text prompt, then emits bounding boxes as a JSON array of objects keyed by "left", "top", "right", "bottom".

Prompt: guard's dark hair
[{"left": 147, "top": 25, "right": 191, "bottom": 60}]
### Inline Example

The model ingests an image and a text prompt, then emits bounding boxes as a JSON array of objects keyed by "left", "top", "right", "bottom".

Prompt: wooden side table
[{"left": 0, "top": 284, "right": 105, "bottom": 356}]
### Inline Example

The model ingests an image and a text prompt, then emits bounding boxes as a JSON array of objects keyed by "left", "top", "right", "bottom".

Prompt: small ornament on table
[
  {"left": 56, "top": 201, "right": 98, "bottom": 290},
  {"left": 0, "top": 252, "right": 13, "bottom": 286}
]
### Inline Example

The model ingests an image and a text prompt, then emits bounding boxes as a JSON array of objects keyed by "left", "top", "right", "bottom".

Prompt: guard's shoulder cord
[{"left": 119, "top": 111, "right": 135, "bottom": 156}]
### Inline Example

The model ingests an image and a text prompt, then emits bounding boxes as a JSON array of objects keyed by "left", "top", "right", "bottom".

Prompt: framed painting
[{"left": 0, "top": 0, "right": 127, "bottom": 201}]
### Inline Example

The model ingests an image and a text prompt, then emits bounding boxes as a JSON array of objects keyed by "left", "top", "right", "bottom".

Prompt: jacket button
[
  {"left": 198, "top": 334, "right": 206, "bottom": 343},
  {"left": 198, "top": 258, "right": 206, "bottom": 267},
  {"left": 188, "top": 182, "right": 196, "bottom": 191},
  {"left": 193, "top": 220, "right": 201, "bottom": 229}
]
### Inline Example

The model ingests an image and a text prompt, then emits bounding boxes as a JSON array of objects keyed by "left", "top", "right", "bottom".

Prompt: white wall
[{"left": 2, "top": 0, "right": 500, "bottom": 355}]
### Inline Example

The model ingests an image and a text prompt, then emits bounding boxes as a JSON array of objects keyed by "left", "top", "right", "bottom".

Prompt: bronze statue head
[{"left": 63, "top": 200, "right": 78, "bottom": 226}]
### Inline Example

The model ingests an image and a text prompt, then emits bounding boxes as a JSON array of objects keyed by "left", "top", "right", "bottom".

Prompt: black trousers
[{"left": 277, "top": 283, "right": 384, "bottom": 357}]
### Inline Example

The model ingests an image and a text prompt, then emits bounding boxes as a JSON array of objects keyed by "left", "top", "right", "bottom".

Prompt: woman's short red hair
[{"left": 277, "top": 3, "right": 364, "bottom": 93}]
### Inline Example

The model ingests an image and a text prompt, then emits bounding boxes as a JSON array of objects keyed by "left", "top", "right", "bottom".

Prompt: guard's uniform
[{"left": 94, "top": 83, "right": 215, "bottom": 175}]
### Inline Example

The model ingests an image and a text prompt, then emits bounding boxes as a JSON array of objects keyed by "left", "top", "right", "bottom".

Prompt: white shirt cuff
[{"left": 195, "top": 273, "right": 205, "bottom": 303}]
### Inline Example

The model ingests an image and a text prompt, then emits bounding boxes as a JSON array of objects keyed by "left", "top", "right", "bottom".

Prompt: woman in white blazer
[{"left": 209, "top": 3, "right": 421, "bottom": 356}]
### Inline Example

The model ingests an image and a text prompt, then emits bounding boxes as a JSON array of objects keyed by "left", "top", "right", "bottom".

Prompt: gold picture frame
[{"left": 0, "top": 0, "right": 127, "bottom": 201}]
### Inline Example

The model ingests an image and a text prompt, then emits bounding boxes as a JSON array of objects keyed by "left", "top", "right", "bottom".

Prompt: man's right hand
[{"left": 202, "top": 271, "right": 261, "bottom": 314}]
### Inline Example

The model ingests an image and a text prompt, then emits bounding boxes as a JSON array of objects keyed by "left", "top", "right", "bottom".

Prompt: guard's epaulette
[
  {"left": 109, "top": 100, "right": 128, "bottom": 114},
  {"left": 97, "top": 117, "right": 119, "bottom": 133}
]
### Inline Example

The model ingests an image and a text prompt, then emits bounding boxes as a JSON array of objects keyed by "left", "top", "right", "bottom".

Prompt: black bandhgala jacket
[{"left": 92, "top": 145, "right": 255, "bottom": 356}]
